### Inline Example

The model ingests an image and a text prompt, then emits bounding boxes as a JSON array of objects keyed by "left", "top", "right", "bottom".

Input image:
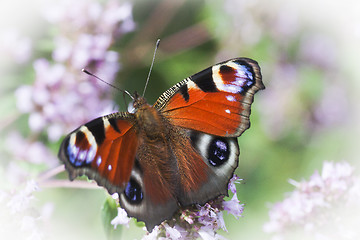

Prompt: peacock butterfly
[{"left": 58, "top": 57, "right": 264, "bottom": 231}]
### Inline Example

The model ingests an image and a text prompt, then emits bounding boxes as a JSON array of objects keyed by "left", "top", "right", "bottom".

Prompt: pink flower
[
  {"left": 111, "top": 207, "right": 130, "bottom": 229},
  {"left": 142, "top": 175, "right": 244, "bottom": 239},
  {"left": 223, "top": 194, "right": 244, "bottom": 219},
  {"left": 7, "top": 180, "right": 38, "bottom": 214},
  {"left": 5, "top": 132, "right": 58, "bottom": 167},
  {"left": 15, "top": 0, "right": 135, "bottom": 142},
  {"left": 142, "top": 226, "right": 160, "bottom": 240},
  {"left": 264, "top": 161, "right": 360, "bottom": 239},
  {"left": 0, "top": 179, "right": 51, "bottom": 240},
  {"left": 228, "top": 175, "right": 241, "bottom": 194},
  {"left": 163, "top": 223, "right": 181, "bottom": 239},
  {"left": 0, "top": 29, "right": 32, "bottom": 64}
]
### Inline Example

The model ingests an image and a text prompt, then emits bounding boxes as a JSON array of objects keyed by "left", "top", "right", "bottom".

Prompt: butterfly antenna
[
  {"left": 82, "top": 69, "right": 134, "bottom": 100},
  {"left": 142, "top": 39, "right": 160, "bottom": 97}
]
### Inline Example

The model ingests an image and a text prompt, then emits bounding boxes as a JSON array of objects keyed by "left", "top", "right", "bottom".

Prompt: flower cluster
[
  {"left": 15, "top": 0, "right": 135, "bottom": 142},
  {"left": 0, "top": 180, "right": 53, "bottom": 240},
  {"left": 264, "top": 161, "right": 360, "bottom": 240},
  {"left": 2, "top": 1, "right": 135, "bottom": 238},
  {"left": 0, "top": 29, "right": 32, "bottom": 65},
  {"left": 4, "top": 132, "right": 59, "bottom": 188},
  {"left": 111, "top": 175, "right": 244, "bottom": 239}
]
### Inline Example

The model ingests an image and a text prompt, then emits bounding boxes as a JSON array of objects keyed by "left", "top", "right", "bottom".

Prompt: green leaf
[{"left": 101, "top": 196, "right": 123, "bottom": 240}]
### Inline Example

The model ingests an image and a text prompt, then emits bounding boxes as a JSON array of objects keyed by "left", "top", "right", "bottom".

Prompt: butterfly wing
[
  {"left": 153, "top": 58, "right": 263, "bottom": 205},
  {"left": 168, "top": 128, "right": 240, "bottom": 207},
  {"left": 154, "top": 58, "right": 264, "bottom": 137},
  {"left": 59, "top": 111, "right": 179, "bottom": 231},
  {"left": 58, "top": 112, "right": 138, "bottom": 194}
]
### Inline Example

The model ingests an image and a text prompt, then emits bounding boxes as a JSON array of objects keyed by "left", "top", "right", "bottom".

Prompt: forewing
[
  {"left": 154, "top": 58, "right": 264, "bottom": 137},
  {"left": 58, "top": 112, "right": 138, "bottom": 194}
]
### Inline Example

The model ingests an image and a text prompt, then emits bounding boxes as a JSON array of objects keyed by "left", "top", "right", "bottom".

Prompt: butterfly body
[{"left": 59, "top": 58, "right": 264, "bottom": 231}]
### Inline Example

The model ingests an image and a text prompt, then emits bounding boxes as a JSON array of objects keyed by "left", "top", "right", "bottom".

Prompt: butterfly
[{"left": 58, "top": 58, "right": 264, "bottom": 231}]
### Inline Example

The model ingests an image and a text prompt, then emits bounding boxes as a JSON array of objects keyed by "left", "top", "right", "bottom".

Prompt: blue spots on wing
[
  {"left": 67, "top": 143, "right": 80, "bottom": 166},
  {"left": 233, "top": 64, "right": 255, "bottom": 94},
  {"left": 218, "top": 60, "right": 256, "bottom": 95},
  {"left": 226, "top": 95, "right": 236, "bottom": 102},
  {"left": 66, "top": 136, "right": 97, "bottom": 168},
  {"left": 96, "top": 156, "right": 102, "bottom": 166},
  {"left": 207, "top": 137, "right": 230, "bottom": 167},
  {"left": 124, "top": 178, "right": 143, "bottom": 204}
]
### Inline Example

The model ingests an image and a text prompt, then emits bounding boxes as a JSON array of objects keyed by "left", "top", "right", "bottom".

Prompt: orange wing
[
  {"left": 154, "top": 58, "right": 264, "bottom": 137},
  {"left": 58, "top": 112, "right": 138, "bottom": 193}
]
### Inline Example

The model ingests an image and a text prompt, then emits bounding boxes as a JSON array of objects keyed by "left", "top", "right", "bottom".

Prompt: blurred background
[{"left": 1, "top": 0, "right": 359, "bottom": 239}]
